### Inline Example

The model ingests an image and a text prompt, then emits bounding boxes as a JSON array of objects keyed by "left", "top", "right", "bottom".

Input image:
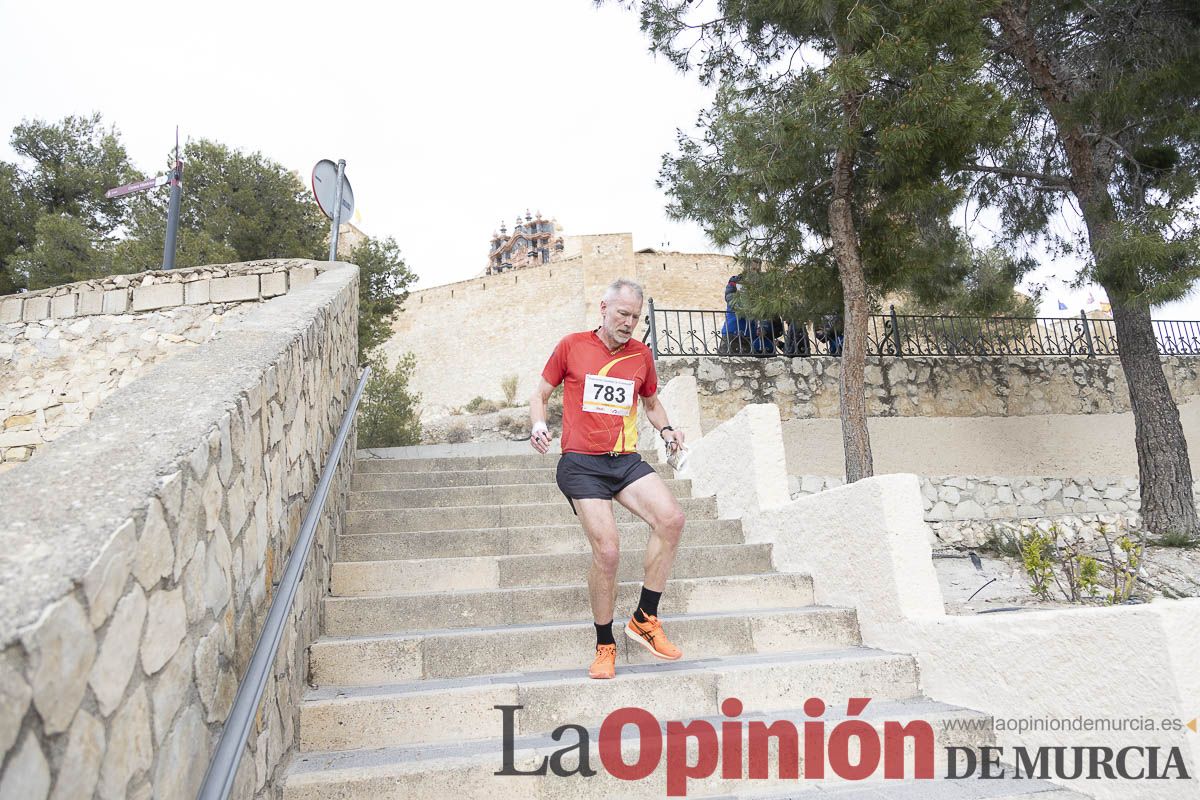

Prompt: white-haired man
[{"left": 530, "top": 277, "right": 687, "bottom": 680}]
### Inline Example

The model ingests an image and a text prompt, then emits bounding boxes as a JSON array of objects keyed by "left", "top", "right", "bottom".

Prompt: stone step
[
  {"left": 330, "top": 543, "right": 775, "bottom": 595},
  {"left": 351, "top": 464, "right": 673, "bottom": 490},
  {"left": 322, "top": 573, "right": 813, "bottom": 637},
  {"left": 309, "top": 606, "right": 861, "bottom": 686},
  {"left": 348, "top": 479, "right": 693, "bottom": 510},
  {"left": 734, "top": 780, "right": 1088, "bottom": 799},
  {"left": 355, "top": 453, "right": 660, "bottom": 474},
  {"left": 335, "top": 519, "right": 747, "bottom": 562},
  {"left": 298, "top": 648, "right": 921, "bottom": 752},
  {"left": 345, "top": 496, "right": 719, "bottom": 534},
  {"left": 285, "top": 698, "right": 1004, "bottom": 799}
]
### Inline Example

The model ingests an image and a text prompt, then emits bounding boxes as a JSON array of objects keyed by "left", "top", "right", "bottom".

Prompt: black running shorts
[{"left": 555, "top": 452, "right": 656, "bottom": 513}]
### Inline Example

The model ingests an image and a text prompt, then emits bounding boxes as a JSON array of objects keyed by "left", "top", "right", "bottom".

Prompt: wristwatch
[{"left": 659, "top": 425, "right": 674, "bottom": 439}]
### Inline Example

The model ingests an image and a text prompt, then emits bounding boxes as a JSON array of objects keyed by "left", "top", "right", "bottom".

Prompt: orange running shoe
[
  {"left": 625, "top": 611, "right": 682, "bottom": 661},
  {"left": 589, "top": 644, "right": 617, "bottom": 679}
]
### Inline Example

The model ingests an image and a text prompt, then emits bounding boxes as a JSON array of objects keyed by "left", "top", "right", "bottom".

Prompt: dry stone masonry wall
[
  {"left": 789, "top": 473, "right": 1197, "bottom": 548},
  {"left": 658, "top": 355, "right": 1200, "bottom": 427},
  {"left": 0, "top": 260, "right": 358, "bottom": 800},
  {"left": 1, "top": 261, "right": 321, "bottom": 471}
]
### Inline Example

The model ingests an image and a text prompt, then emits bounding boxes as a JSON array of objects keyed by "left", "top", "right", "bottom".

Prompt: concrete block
[
  {"left": 102, "top": 290, "right": 128, "bottom": 315},
  {"left": 184, "top": 280, "right": 211, "bottom": 305},
  {"left": 77, "top": 289, "right": 104, "bottom": 316},
  {"left": 289, "top": 266, "right": 317, "bottom": 287},
  {"left": 131, "top": 282, "right": 184, "bottom": 311},
  {"left": 51, "top": 293, "right": 78, "bottom": 319},
  {"left": 210, "top": 275, "right": 260, "bottom": 303},
  {"left": 22, "top": 296, "right": 50, "bottom": 321},
  {"left": 260, "top": 272, "right": 287, "bottom": 298},
  {"left": 0, "top": 297, "right": 22, "bottom": 323}
]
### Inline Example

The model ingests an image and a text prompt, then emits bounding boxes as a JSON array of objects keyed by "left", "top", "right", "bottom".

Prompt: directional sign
[{"left": 105, "top": 174, "right": 169, "bottom": 199}]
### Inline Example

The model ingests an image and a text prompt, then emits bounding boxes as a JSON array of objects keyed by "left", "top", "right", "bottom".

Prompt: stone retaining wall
[
  {"left": 657, "top": 355, "right": 1200, "bottom": 428},
  {"left": 1, "top": 261, "right": 322, "bottom": 470},
  {"left": 0, "top": 261, "right": 358, "bottom": 799},
  {"left": 789, "top": 473, "right": 1200, "bottom": 548}
]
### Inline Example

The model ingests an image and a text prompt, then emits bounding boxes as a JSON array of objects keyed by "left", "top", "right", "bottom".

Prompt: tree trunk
[
  {"left": 829, "top": 141, "right": 874, "bottom": 483},
  {"left": 994, "top": 0, "right": 1198, "bottom": 536},
  {"left": 1109, "top": 301, "right": 1199, "bottom": 535}
]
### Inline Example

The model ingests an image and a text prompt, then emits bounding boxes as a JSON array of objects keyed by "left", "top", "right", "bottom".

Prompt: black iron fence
[{"left": 643, "top": 299, "right": 1200, "bottom": 358}]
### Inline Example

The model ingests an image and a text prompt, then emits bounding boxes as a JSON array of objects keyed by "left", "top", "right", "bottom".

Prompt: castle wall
[{"left": 385, "top": 234, "right": 739, "bottom": 415}]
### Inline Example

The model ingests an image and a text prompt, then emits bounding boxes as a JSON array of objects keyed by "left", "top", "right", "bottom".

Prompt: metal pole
[
  {"left": 163, "top": 158, "right": 183, "bottom": 271},
  {"left": 889, "top": 304, "right": 903, "bottom": 357},
  {"left": 328, "top": 159, "right": 346, "bottom": 261},
  {"left": 196, "top": 366, "right": 371, "bottom": 800},
  {"left": 647, "top": 298, "right": 659, "bottom": 356},
  {"left": 1080, "top": 309, "right": 1095, "bottom": 358}
]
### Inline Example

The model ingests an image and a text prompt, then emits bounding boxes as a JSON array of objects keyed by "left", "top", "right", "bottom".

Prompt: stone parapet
[
  {"left": 0, "top": 260, "right": 319, "bottom": 324},
  {"left": 1, "top": 260, "right": 325, "bottom": 470},
  {"left": 0, "top": 261, "right": 358, "bottom": 799}
]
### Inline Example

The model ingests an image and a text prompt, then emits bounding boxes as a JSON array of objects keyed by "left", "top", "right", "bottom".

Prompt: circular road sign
[{"left": 311, "top": 159, "right": 355, "bottom": 222}]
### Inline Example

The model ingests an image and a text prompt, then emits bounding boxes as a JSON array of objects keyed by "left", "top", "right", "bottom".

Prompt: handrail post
[
  {"left": 196, "top": 366, "right": 371, "bottom": 800},
  {"left": 1080, "top": 310, "right": 1095, "bottom": 357},
  {"left": 889, "top": 305, "right": 902, "bottom": 357},
  {"left": 647, "top": 297, "right": 659, "bottom": 357}
]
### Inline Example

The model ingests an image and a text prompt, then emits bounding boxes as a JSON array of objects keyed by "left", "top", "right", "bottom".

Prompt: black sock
[
  {"left": 595, "top": 620, "right": 615, "bottom": 646},
  {"left": 634, "top": 587, "right": 662, "bottom": 622}
]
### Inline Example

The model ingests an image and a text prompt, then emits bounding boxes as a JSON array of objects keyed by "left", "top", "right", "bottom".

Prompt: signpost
[
  {"left": 103, "top": 127, "right": 183, "bottom": 270},
  {"left": 311, "top": 159, "right": 354, "bottom": 261}
]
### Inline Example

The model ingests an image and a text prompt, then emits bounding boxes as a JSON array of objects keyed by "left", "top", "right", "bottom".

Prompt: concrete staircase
[{"left": 284, "top": 452, "right": 1086, "bottom": 799}]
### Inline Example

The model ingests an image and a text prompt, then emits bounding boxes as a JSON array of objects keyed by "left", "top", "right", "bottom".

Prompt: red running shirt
[{"left": 541, "top": 331, "right": 658, "bottom": 454}]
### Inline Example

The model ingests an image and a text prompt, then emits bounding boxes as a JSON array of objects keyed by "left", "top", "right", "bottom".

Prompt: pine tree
[
  {"left": 974, "top": 0, "right": 1200, "bottom": 536},
  {"left": 617, "top": 0, "right": 1018, "bottom": 481}
]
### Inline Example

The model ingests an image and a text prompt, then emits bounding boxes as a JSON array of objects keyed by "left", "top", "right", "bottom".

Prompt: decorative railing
[{"left": 643, "top": 300, "right": 1200, "bottom": 358}]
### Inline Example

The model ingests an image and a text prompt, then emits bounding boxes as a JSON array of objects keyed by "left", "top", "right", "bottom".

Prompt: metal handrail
[{"left": 196, "top": 365, "right": 371, "bottom": 800}]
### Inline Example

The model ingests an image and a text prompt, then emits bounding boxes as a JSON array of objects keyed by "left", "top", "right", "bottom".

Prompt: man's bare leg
[
  {"left": 615, "top": 472, "right": 686, "bottom": 660},
  {"left": 573, "top": 498, "right": 623, "bottom": 624},
  {"left": 615, "top": 472, "right": 686, "bottom": 591}
]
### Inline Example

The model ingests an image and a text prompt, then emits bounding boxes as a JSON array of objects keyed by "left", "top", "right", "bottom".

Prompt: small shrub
[
  {"left": 357, "top": 353, "right": 422, "bottom": 448},
  {"left": 981, "top": 528, "right": 1021, "bottom": 559},
  {"left": 501, "top": 374, "right": 520, "bottom": 406},
  {"left": 465, "top": 396, "right": 500, "bottom": 415},
  {"left": 498, "top": 414, "right": 531, "bottom": 439},
  {"left": 1155, "top": 531, "right": 1199, "bottom": 548},
  {"left": 446, "top": 421, "right": 471, "bottom": 443}
]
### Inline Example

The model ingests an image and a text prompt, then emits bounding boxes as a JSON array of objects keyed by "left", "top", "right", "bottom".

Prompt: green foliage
[
  {"left": 1016, "top": 523, "right": 1144, "bottom": 604},
  {"left": 501, "top": 374, "right": 520, "bottom": 406},
  {"left": 465, "top": 396, "right": 500, "bottom": 415},
  {"left": 0, "top": 162, "right": 35, "bottom": 294},
  {"left": 349, "top": 235, "right": 415, "bottom": 362},
  {"left": 1155, "top": 531, "right": 1199, "bottom": 548},
  {"left": 9, "top": 113, "right": 135, "bottom": 237},
  {"left": 11, "top": 213, "right": 112, "bottom": 290},
  {"left": 976, "top": 1, "right": 1200, "bottom": 306},
  {"left": 122, "top": 138, "right": 327, "bottom": 269},
  {"left": 357, "top": 353, "right": 422, "bottom": 449},
  {"left": 627, "top": 0, "right": 1022, "bottom": 319}
]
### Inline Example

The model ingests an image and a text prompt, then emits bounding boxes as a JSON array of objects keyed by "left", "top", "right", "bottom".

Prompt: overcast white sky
[{"left": 2, "top": 0, "right": 1197, "bottom": 318}]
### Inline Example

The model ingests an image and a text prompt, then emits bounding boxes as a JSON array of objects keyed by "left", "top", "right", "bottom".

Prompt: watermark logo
[{"left": 494, "top": 698, "right": 1194, "bottom": 797}]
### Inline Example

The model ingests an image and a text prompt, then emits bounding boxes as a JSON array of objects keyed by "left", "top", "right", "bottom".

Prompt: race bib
[{"left": 582, "top": 374, "right": 635, "bottom": 416}]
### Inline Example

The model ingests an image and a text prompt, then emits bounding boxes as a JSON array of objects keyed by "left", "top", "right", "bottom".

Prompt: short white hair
[{"left": 603, "top": 277, "right": 644, "bottom": 303}]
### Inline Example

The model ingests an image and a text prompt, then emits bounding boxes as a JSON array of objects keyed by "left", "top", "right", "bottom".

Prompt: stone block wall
[
  {"left": 657, "top": 354, "right": 1200, "bottom": 428},
  {"left": 1, "top": 261, "right": 321, "bottom": 470},
  {"left": 0, "top": 261, "right": 358, "bottom": 799},
  {"left": 384, "top": 233, "right": 739, "bottom": 415},
  {"left": 789, "top": 473, "right": 1198, "bottom": 548}
]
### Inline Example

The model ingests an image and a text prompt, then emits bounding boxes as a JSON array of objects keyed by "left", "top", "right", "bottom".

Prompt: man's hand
[
  {"left": 530, "top": 420, "right": 552, "bottom": 454},
  {"left": 662, "top": 427, "right": 685, "bottom": 452}
]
